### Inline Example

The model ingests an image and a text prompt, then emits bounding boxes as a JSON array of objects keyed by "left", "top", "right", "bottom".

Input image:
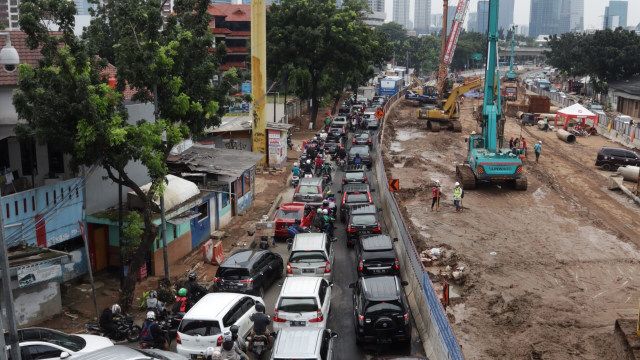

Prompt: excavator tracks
[
  {"left": 456, "top": 164, "right": 477, "bottom": 189},
  {"left": 514, "top": 175, "right": 528, "bottom": 190},
  {"left": 427, "top": 120, "right": 441, "bottom": 132},
  {"left": 451, "top": 120, "right": 462, "bottom": 132}
]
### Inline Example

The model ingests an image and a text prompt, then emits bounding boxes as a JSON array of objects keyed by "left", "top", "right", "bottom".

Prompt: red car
[{"left": 273, "top": 203, "right": 315, "bottom": 239}]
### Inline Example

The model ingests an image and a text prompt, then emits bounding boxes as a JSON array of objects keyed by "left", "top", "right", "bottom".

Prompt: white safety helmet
[
  {"left": 306, "top": 159, "right": 311, "bottom": 164},
  {"left": 205, "top": 347, "right": 221, "bottom": 359},
  {"left": 111, "top": 304, "right": 121, "bottom": 315},
  {"left": 455, "top": 182, "right": 460, "bottom": 187},
  {"left": 539, "top": 141, "right": 542, "bottom": 144},
  {"left": 223, "top": 331, "right": 233, "bottom": 342},
  {"left": 323, "top": 209, "right": 329, "bottom": 215},
  {"left": 435, "top": 180, "right": 440, "bottom": 185},
  {"left": 294, "top": 162, "right": 299, "bottom": 167},
  {"left": 146, "top": 311, "right": 155, "bottom": 320}
]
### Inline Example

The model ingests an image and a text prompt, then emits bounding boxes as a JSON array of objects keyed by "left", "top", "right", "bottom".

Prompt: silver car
[
  {"left": 61, "top": 345, "right": 187, "bottom": 359},
  {"left": 286, "top": 233, "right": 336, "bottom": 280}
]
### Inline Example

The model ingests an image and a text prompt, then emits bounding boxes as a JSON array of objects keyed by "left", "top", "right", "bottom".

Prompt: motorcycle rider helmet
[
  {"left": 317, "top": 208, "right": 322, "bottom": 214},
  {"left": 149, "top": 290, "right": 157, "bottom": 298},
  {"left": 294, "top": 162, "right": 298, "bottom": 167},
  {"left": 146, "top": 311, "right": 155, "bottom": 320},
  {"left": 205, "top": 347, "right": 221, "bottom": 359},
  {"left": 306, "top": 159, "right": 311, "bottom": 165},
  {"left": 111, "top": 304, "right": 121, "bottom": 315},
  {"left": 255, "top": 302, "right": 265, "bottom": 313},
  {"left": 322, "top": 200, "right": 329, "bottom": 207},
  {"left": 178, "top": 288, "right": 187, "bottom": 297},
  {"left": 222, "top": 331, "right": 233, "bottom": 343},
  {"left": 317, "top": 154, "right": 321, "bottom": 158},
  {"left": 230, "top": 324, "right": 239, "bottom": 335},
  {"left": 323, "top": 209, "right": 328, "bottom": 215},
  {"left": 435, "top": 180, "right": 440, "bottom": 185},
  {"left": 188, "top": 272, "right": 197, "bottom": 281}
]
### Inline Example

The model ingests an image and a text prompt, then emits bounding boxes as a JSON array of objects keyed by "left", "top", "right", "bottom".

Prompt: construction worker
[
  {"left": 430, "top": 180, "right": 440, "bottom": 212},
  {"left": 453, "top": 182, "right": 463, "bottom": 212},
  {"left": 534, "top": 141, "right": 542, "bottom": 163}
]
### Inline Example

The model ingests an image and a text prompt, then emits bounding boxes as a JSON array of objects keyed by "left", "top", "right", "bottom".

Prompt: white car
[
  {"left": 273, "top": 277, "right": 332, "bottom": 332},
  {"left": 61, "top": 345, "right": 188, "bottom": 360},
  {"left": 176, "top": 292, "right": 264, "bottom": 358},
  {"left": 4, "top": 327, "right": 113, "bottom": 359}
]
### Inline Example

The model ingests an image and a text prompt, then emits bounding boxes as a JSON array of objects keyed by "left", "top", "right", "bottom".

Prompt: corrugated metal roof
[
  {"left": 204, "top": 116, "right": 293, "bottom": 134},
  {"left": 167, "top": 145, "right": 264, "bottom": 177},
  {"left": 609, "top": 76, "right": 640, "bottom": 97}
]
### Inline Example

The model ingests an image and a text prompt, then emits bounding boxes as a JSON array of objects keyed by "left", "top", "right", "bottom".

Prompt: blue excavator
[
  {"left": 505, "top": 24, "right": 517, "bottom": 81},
  {"left": 455, "top": 0, "right": 527, "bottom": 190}
]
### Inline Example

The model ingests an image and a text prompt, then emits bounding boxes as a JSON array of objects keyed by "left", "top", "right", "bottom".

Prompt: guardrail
[{"left": 375, "top": 90, "right": 464, "bottom": 360}]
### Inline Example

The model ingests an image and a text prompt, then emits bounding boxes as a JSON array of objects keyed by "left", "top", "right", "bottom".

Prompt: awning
[{"left": 167, "top": 210, "right": 201, "bottom": 225}]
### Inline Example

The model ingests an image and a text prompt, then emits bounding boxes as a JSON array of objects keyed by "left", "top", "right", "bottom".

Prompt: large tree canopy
[{"left": 14, "top": 0, "right": 237, "bottom": 309}]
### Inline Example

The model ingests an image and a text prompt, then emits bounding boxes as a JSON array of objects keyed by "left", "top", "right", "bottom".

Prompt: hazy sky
[{"left": 385, "top": 0, "right": 640, "bottom": 30}]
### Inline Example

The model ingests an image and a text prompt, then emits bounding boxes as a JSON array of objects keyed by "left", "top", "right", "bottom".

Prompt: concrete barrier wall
[{"left": 374, "top": 90, "right": 464, "bottom": 360}]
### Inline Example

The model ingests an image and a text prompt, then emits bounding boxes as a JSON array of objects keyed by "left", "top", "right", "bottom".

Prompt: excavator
[
  {"left": 417, "top": 0, "right": 473, "bottom": 132},
  {"left": 455, "top": 0, "right": 527, "bottom": 190},
  {"left": 505, "top": 24, "right": 517, "bottom": 81}
]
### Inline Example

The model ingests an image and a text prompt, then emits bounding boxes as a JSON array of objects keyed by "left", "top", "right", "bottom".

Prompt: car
[
  {"left": 327, "top": 124, "right": 347, "bottom": 142},
  {"left": 176, "top": 293, "right": 263, "bottom": 358},
  {"left": 273, "top": 202, "right": 315, "bottom": 239},
  {"left": 4, "top": 328, "right": 113, "bottom": 360},
  {"left": 338, "top": 105, "right": 351, "bottom": 117},
  {"left": 58, "top": 345, "right": 187, "bottom": 360},
  {"left": 293, "top": 177, "right": 326, "bottom": 206},
  {"left": 273, "top": 277, "right": 333, "bottom": 331},
  {"left": 286, "top": 233, "right": 336, "bottom": 280},
  {"left": 341, "top": 164, "right": 368, "bottom": 185},
  {"left": 356, "top": 235, "right": 400, "bottom": 277},
  {"left": 331, "top": 116, "right": 348, "bottom": 128},
  {"left": 347, "top": 145, "right": 372, "bottom": 167},
  {"left": 372, "top": 96, "right": 387, "bottom": 107},
  {"left": 349, "top": 276, "right": 411, "bottom": 346},
  {"left": 351, "top": 104, "right": 364, "bottom": 115},
  {"left": 352, "top": 131, "right": 372, "bottom": 148},
  {"left": 338, "top": 184, "right": 373, "bottom": 222},
  {"left": 355, "top": 95, "right": 368, "bottom": 105},
  {"left": 323, "top": 137, "right": 343, "bottom": 155},
  {"left": 595, "top": 146, "right": 640, "bottom": 171},
  {"left": 363, "top": 114, "right": 379, "bottom": 130},
  {"left": 269, "top": 328, "right": 338, "bottom": 360},
  {"left": 211, "top": 249, "right": 284, "bottom": 297},
  {"left": 346, "top": 204, "right": 381, "bottom": 248}
]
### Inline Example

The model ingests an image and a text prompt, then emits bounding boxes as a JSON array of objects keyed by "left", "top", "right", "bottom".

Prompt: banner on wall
[
  {"left": 16, "top": 259, "right": 62, "bottom": 288},
  {"left": 268, "top": 130, "right": 280, "bottom": 147}
]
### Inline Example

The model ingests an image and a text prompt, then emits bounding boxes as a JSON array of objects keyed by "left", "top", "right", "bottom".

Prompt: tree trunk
[
  {"left": 331, "top": 95, "right": 340, "bottom": 115},
  {"left": 310, "top": 74, "right": 319, "bottom": 129}
]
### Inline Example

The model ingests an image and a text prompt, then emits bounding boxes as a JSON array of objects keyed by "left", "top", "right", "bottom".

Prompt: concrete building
[
  {"left": 476, "top": 1, "right": 489, "bottom": 34},
  {"left": 569, "top": 0, "right": 584, "bottom": 32},
  {"left": 445, "top": 6, "right": 456, "bottom": 36},
  {"left": 604, "top": 1, "right": 628, "bottom": 30},
  {"left": 365, "top": 0, "right": 386, "bottom": 27},
  {"left": 208, "top": 4, "right": 251, "bottom": 71},
  {"left": 392, "top": 0, "right": 410, "bottom": 29},
  {"left": 498, "top": 0, "right": 514, "bottom": 33},
  {"left": 414, "top": 0, "right": 431, "bottom": 32},
  {"left": 529, "top": 0, "right": 563, "bottom": 38},
  {"left": 0, "top": 0, "right": 20, "bottom": 30},
  {"left": 368, "top": 0, "right": 385, "bottom": 13}
]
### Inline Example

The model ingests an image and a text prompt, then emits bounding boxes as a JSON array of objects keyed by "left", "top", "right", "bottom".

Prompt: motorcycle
[
  {"left": 247, "top": 332, "right": 275, "bottom": 360},
  {"left": 287, "top": 134, "right": 293, "bottom": 150},
  {"left": 139, "top": 320, "right": 171, "bottom": 349},
  {"left": 167, "top": 311, "right": 185, "bottom": 336},
  {"left": 86, "top": 314, "right": 142, "bottom": 342},
  {"left": 291, "top": 175, "right": 299, "bottom": 187}
]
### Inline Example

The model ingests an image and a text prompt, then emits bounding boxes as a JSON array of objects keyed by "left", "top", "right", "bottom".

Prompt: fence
[
  {"left": 282, "top": 99, "right": 308, "bottom": 123},
  {"left": 375, "top": 89, "right": 465, "bottom": 360}
]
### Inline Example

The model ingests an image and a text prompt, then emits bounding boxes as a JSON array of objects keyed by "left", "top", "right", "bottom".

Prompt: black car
[
  {"left": 339, "top": 184, "right": 373, "bottom": 222},
  {"left": 324, "top": 138, "right": 342, "bottom": 155},
  {"left": 356, "top": 235, "right": 399, "bottom": 277},
  {"left": 212, "top": 249, "right": 283, "bottom": 297},
  {"left": 348, "top": 145, "right": 372, "bottom": 167},
  {"left": 349, "top": 276, "right": 411, "bottom": 346},
  {"left": 328, "top": 124, "right": 347, "bottom": 142},
  {"left": 352, "top": 131, "right": 373, "bottom": 149},
  {"left": 595, "top": 146, "right": 640, "bottom": 170},
  {"left": 346, "top": 204, "right": 381, "bottom": 247},
  {"left": 342, "top": 164, "right": 368, "bottom": 185},
  {"left": 338, "top": 105, "right": 351, "bottom": 117}
]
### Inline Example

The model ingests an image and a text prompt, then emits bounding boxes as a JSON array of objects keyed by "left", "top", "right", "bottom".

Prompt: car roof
[
  {"left": 361, "top": 235, "right": 393, "bottom": 251},
  {"left": 272, "top": 328, "right": 323, "bottom": 357},
  {"left": 361, "top": 276, "right": 401, "bottom": 301},
  {"left": 343, "top": 184, "right": 370, "bottom": 193},
  {"left": 280, "top": 277, "right": 323, "bottom": 296},
  {"left": 299, "top": 177, "right": 323, "bottom": 186},
  {"left": 67, "top": 345, "right": 187, "bottom": 360},
  {"left": 292, "top": 233, "right": 327, "bottom": 251},
  {"left": 220, "top": 249, "right": 267, "bottom": 269},
  {"left": 350, "top": 145, "right": 370, "bottom": 151},
  {"left": 350, "top": 204, "right": 377, "bottom": 214},
  {"left": 279, "top": 203, "right": 307, "bottom": 210},
  {"left": 354, "top": 132, "right": 370, "bottom": 137},
  {"left": 184, "top": 293, "right": 246, "bottom": 320}
]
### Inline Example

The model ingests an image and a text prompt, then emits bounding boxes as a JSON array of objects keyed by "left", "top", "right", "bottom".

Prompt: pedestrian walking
[
  {"left": 534, "top": 140, "right": 542, "bottom": 162},
  {"left": 453, "top": 182, "right": 463, "bottom": 212},
  {"left": 508, "top": 136, "right": 514, "bottom": 148},
  {"left": 522, "top": 137, "right": 528, "bottom": 157},
  {"left": 431, "top": 180, "right": 441, "bottom": 212}
]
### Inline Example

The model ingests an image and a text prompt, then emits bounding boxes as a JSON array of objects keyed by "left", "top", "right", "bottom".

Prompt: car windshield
[
  {"left": 289, "top": 250, "right": 327, "bottom": 263},
  {"left": 276, "top": 209, "right": 302, "bottom": 220},
  {"left": 355, "top": 134, "right": 369, "bottom": 141},
  {"left": 591, "top": 105, "right": 603, "bottom": 110},
  {"left": 216, "top": 267, "right": 251, "bottom": 280},
  {"left": 345, "top": 172, "right": 364, "bottom": 180},
  {"left": 277, "top": 297, "right": 318, "bottom": 312},
  {"left": 351, "top": 214, "right": 376, "bottom": 225},
  {"left": 349, "top": 147, "right": 369, "bottom": 156},
  {"left": 346, "top": 194, "right": 369, "bottom": 203},
  {"left": 178, "top": 319, "right": 221, "bottom": 336},
  {"left": 297, "top": 185, "right": 320, "bottom": 195},
  {"left": 19, "top": 328, "right": 86, "bottom": 352},
  {"left": 365, "top": 301, "right": 403, "bottom": 315}
]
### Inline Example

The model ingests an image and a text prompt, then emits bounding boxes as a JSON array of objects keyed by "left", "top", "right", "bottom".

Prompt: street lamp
[{"left": 0, "top": 31, "right": 22, "bottom": 360}]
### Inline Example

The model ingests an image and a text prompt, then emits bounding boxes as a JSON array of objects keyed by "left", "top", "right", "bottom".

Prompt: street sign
[{"left": 388, "top": 179, "right": 399, "bottom": 192}]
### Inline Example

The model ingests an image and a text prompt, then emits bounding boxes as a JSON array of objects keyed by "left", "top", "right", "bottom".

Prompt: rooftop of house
[
  {"left": 208, "top": 4, "right": 251, "bottom": 22},
  {"left": 609, "top": 76, "right": 640, "bottom": 97},
  {"left": 0, "top": 31, "right": 62, "bottom": 86}
]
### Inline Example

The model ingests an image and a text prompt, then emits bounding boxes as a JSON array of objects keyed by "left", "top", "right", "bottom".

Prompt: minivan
[
  {"left": 273, "top": 277, "right": 333, "bottom": 331},
  {"left": 270, "top": 328, "right": 338, "bottom": 360},
  {"left": 286, "top": 233, "right": 336, "bottom": 280},
  {"left": 595, "top": 146, "right": 640, "bottom": 170}
]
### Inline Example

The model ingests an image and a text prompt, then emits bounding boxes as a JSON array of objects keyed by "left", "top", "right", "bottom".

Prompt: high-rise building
[
  {"left": 529, "top": 0, "right": 563, "bottom": 38},
  {"left": 476, "top": 1, "right": 489, "bottom": 34},
  {"left": 0, "top": 0, "right": 19, "bottom": 30},
  {"left": 604, "top": 1, "right": 628, "bottom": 29},
  {"left": 467, "top": 12, "right": 477, "bottom": 32},
  {"left": 393, "top": 0, "right": 410, "bottom": 29},
  {"left": 431, "top": 13, "right": 443, "bottom": 32},
  {"left": 445, "top": 6, "right": 456, "bottom": 36},
  {"left": 365, "top": 0, "right": 386, "bottom": 28},
  {"left": 414, "top": 0, "right": 431, "bottom": 31},
  {"left": 498, "top": 0, "right": 514, "bottom": 32},
  {"left": 569, "top": 0, "right": 584, "bottom": 32},
  {"left": 368, "top": 0, "right": 385, "bottom": 13}
]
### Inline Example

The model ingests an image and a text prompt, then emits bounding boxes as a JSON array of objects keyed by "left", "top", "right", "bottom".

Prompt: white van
[
  {"left": 273, "top": 277, "right": 332, "bottom": 331},
  {"left": 286, "top": 233, "right": 336, "bottom": 280},
  {"left": 176, "top": 293, "right": 264, "bottom": 358},
  {"left": 270, "top": 328, "right": 338, "bottom": 360}
]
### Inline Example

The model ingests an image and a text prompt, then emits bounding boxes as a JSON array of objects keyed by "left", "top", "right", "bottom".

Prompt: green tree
[{"left": 14, "top": 0, "right": 236, "bottom": 309}]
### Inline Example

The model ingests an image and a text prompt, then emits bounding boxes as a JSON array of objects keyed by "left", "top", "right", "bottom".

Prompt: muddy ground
[{"left": 383, "top": 97, "right": 640, "bottom": 360}]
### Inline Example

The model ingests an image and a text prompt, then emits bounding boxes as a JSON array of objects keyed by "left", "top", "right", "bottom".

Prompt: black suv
[
  {"left": 328, "top": 124, "right": 347, "bottom": 142},
  {"left": 339, "top": 184, "right": 373, "bottom": 222},
  {"left": 349, "top": 276, "right": 411, "bottom": 345},
  {"left": 356, "top": 235, "right": 399, "bottom": 277},
  {"left": 342, "top": 164, "right": 368, "bottom": 185},
  {"left": 346, "top": 204, "right": 381, "bottom": 247},
  {"left": 212, "top": 249, "right": 283, "bottom": 298},
  {"left": 595, "top": 146, "right": 640, "bottom": 170}
]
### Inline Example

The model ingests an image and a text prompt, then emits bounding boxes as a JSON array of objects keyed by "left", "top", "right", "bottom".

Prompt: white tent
[{"left": 555, "top": 103, "right": 596, "bottom": 130}]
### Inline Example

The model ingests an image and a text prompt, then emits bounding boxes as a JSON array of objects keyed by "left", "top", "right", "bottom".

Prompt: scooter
[
  {"left": 85, "top": 314, "right": 141, "bottom": 342},
  {"left": 247, "top": 332, "right": 275, "bottom": 360},
  {"left": 291, "top": 175, "right": 299, "bottom": 187},
  {"left": 139, "top": 320, "right": 171, "bottom": 349}
]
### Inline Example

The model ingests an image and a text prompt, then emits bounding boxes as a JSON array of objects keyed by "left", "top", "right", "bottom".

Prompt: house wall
[
  {"left": 60, "top": 247, "right": 89, "bottom": 282},
  {"left": 0, "top": 87, "right": 18, "bottom": 125},
  {"left": 210, "top": 131, "right": 252, "bottom": 151},
  {"left": 151, "top": 230, "right": 191, "bottom": 276},
  {"left": 11, "top": 281, "right": 62, "bottom": 327},
  {"left": 268, "top": 129, "right": 287, "bottom": 168}
]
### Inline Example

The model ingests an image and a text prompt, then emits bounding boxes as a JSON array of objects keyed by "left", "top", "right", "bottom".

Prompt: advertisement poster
[{"left": 17, "top": 260, "right": 62, "bottom": 288}]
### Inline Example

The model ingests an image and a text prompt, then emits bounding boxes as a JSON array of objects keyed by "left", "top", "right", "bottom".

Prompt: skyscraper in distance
[
  {"left": 529, "top": 0, "right": 563, "bottom": 38},
  {"left": 414, "top": 0, "right": 431, "bottom": 32},
  {"left": 604, "top": 1, "right": 628, "bottom": 29},
  {"left": 569, "top": 0, "right": 584, "bottom": 32},
  {"left": 393, "top": 0, "right": 410, "bottom": 29},
  {"left": 476, "top": 1, "right": 489, "bottom": 34},
  {"left": 498, "top": 0, "right": 514, "bottom": 32},
  {"left": 446, "top": 6, "right": 456, "bottom": 36}
]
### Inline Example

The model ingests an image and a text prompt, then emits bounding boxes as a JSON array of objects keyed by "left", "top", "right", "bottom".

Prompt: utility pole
[
  {"left": 251, "top": 0, "right": 267, "bottom": 166},
  {"left": 153, "top": 84, "right": 170, "bottom": 281},
  {"left": 1, "top": 197, "right": 22, "bottom": 360}
]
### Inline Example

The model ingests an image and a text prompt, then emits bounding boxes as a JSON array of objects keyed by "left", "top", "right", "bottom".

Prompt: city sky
[{"left": 385, "top": 0, "right": 640, "bottom": 30}]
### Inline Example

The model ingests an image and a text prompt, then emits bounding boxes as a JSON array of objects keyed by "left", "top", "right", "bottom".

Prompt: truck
[
  {"left": 455, "top": 0, "right": 527, "bottom": 191},
  {"left": 378, "top": 77, "right": 404, "bottom": 96},
  {"left": 502, "top": 86, "right": 517, "bottom": 101},
  {"left": 405, "top": 86, "right": 438, "bottom": 105},
  {"left": 417, "top": 79, "right": 483, "bottom": 132}
]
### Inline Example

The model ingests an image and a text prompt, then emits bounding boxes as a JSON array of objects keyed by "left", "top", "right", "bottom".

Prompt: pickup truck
[{"left": 405, "top": 90, "right": 438, "bottom": 105}]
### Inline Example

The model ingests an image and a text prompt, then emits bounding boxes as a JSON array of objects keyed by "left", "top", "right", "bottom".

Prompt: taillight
[
  {"left": 367, "top": 192, "right": 372, "bottom": 204},
  {"left": 347, "top": 224, "right": 356, "bottom": 233},
  {"left": 358, "top": 315, "right": 364, "bottom": 326},
  {"left": 342, "top": 192, "right": 347, "bottom": 205},
  {"left": 394, "top": 258, "right": 399, "bottom": 270},
  {"left": 342, "top": 177, "right": 345, "bottom": 184},
  {"left": 176, "top": 334, "right": 181, "bottom": 344},
  {"left": 309, "top": 309, "right": 324, "bottom": 323},
  {"left": 367, "top": 139, "right": 371, "bottom": 143},
  {"left": 286, "top": 263, "right": 292, "bottom": 274},
  {"left": 216, "top": 335, "right": 223, "bottom": 346},
  {"left": 273, "top": 308, "right": 286, "bottom": 322},
  {"left": 324, "top": 261, "right": 331, "bottom": 273},
  {"left": 374, "top": 222, "right": 381, "bottom": 232},
  {"left": 358, "top": 260, "right": 363, "bottom": 271},
  {"left": 364, "top": 176, "right": 368, "bottom": 182},
  {"left": 240, "top": 278, "right": 253, "bottom": 289},
  {"left": 353, "top": 139, "right": 357, "bottom": 143},
  {"left": 213, "top": 276, "right": 220, "bottom": 283},
  {"left": 404, "top": 313, "right": 409, "bottom": 325}
]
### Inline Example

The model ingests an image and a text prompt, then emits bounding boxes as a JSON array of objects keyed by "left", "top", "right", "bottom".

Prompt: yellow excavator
[{"left": 417, "top": 78, "right": 483, "bottom": 132}]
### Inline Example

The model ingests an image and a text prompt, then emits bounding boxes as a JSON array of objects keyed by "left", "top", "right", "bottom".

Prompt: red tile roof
[
  {"left": 207, "top": 4, "right": 251, "bottom": 22},
  {"left": 220, "top": 62, "right": 247, "bottom": 71},
  {"left": 226, "top": 47, "right": 248, "bottom": 53},
  {"left": 99, "top": 63, "right": 136, "bottom": 100},
  {"left": 229, "top": 31, "right": 251, "bottom": 37},
  {"left": 0, "top": 31, "right": 63, "bottom": 86},
  {"left": 212, "top": 28, "right": 232, "bottom": 34}
]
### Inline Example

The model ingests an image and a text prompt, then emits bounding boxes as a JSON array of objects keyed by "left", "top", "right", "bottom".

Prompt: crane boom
[{"left": 436, "top": 0, "right": 471, "bottom": 96}]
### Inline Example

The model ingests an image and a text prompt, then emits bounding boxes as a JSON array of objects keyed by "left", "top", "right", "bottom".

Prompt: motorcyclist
[
  {"left": 204, "top": 347, "right": 222, "bottom": 360},
  {"left": 248, "top": 302, "right": 272, "bottom": 351},
  {"left": 313, "top": 207, "right": 325, "bottom": 231},
  {"left": 286, "top": 219, "right": 300, "bottom": 239},
  {"left": 302, "top": 159, "right": 313, "bottom": 176},
  {"left": 337, "top": 145, "right": 347, "bottom": 163},
  {"left": 322, "top": 209, "right": 335, "bottom": 238},
  {"left": 315, "top": 154, "right": 323, "bottom": 174},
  {"left": 320, "top": 200, "right": 330, "bottom": 214},
  {"left": 353, "top": 153, "right": 362, "bottom": 165},
  {"left": 290, "top": 218, "right": 308, "bottom": 234},
  {"left": 172, "top": 288, "right": 190, "bottom": 313},
  {"left": 99, "top": 304, "right": 120, "bottom": 339},
  {"left": 183, "top": 272, "right": 207, "bottom": 302},
  {"left": 141, "top": 311, "right": 169, "bottom": 350},
  {"left": 321, "top": 160, "right": 333, "bottom": 184},
  {"left": 291, "top": 162, "right": 300, "bottom": 177},
  {"left": 220, "top": 330, "right": 246, "bottom": 360},
  {"left": 146, "top": 290, "right": 166, "bottom": 317}
]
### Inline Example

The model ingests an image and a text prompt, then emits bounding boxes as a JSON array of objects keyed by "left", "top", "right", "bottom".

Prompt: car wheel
[
  {"left": 602, "top": 163, "right": 611, "bottom": 171},
  {"left": 256, "top": 286, "right": 265, "bottom": 299},
  {"left": 277, "top": 265, "right": 284, "bottom": 279}
]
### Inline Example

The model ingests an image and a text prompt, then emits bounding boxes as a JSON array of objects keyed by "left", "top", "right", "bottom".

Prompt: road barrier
[{"left": 375, "top": 89, "right": 464, "bottom": 360}]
